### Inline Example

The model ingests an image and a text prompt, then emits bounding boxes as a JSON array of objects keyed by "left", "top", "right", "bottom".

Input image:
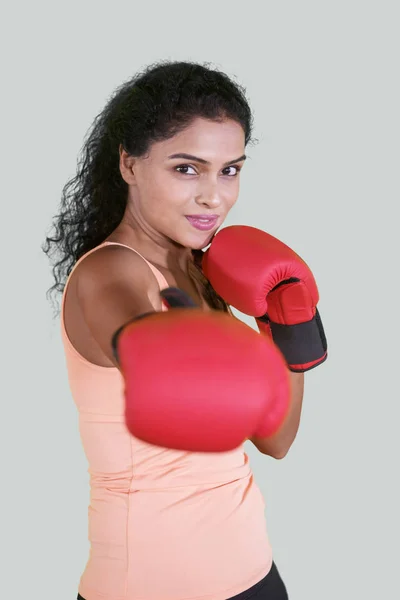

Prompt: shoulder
[
  {"left": 73, "top": 243, "right": 161, "bottom": 305},
  {"left": 65, "top": 243, "right": 162, "bottom": 365},
  {"left": 75, "top": 243, "right": 153, "bottom": 279}
]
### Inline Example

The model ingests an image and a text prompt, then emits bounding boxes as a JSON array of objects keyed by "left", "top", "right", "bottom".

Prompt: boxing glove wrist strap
[{"left": 257, "top": 309, "right": 327, "bottom": 373}]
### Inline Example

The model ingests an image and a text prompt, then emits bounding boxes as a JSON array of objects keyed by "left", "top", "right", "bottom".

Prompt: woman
[{"left": 43, "top": 60, "right": 299, "bottom": 600}]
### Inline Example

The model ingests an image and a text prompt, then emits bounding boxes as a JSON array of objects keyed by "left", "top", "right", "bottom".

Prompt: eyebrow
[{"left": 167, "top": 153, "right": 247, "bottom": 167}]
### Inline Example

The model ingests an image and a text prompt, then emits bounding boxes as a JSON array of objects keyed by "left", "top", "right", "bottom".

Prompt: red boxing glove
[
  {"left": 202, "top": 226, "right": 327, "bottom": 372},
  {"left": 111, "top": 288, "right": 291, "bottom": 452}
]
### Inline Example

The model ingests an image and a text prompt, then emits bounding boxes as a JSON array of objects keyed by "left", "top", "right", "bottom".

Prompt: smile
[{"left": 185, "top": 215, "right": 219, "bottom": 231}]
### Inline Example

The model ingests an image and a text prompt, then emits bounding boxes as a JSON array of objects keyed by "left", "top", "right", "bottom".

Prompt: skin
[
  {"left": 72, "top": 116, "right": 304, "bottom": 458},
  {"left": 117, "top": 116, "right": 304, "bottom": 459},
  {"left": 115, "top": 117, "right": 246, "bottom": 268}
]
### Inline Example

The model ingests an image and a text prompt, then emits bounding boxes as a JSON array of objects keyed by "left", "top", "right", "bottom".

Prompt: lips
[{"left": 185, "top": 215, "right": 219, "bottom": 231}]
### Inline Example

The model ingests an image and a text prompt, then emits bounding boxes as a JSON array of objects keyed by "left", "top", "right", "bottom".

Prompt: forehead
[{"left": 152, "top": 117, "right": 246, "bottom": 160}]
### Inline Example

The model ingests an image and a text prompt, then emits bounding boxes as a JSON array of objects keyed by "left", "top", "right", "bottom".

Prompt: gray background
[{"left": 2, "top": 1, "right": 399, "bottom": 598}]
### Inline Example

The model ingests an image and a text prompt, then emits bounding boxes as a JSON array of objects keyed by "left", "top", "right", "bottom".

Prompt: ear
[{"left": 119, "top": 144, "right": 138, "bottom": 185}]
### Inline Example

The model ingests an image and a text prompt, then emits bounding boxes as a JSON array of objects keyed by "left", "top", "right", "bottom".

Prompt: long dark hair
[{"left": 42, "top": 60, "right": 255, "bottom": 316}]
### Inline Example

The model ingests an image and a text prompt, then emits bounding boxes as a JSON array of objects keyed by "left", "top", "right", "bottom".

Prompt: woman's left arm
[{"left": 249, "top": 372, "right": 305, "bottom": 459}]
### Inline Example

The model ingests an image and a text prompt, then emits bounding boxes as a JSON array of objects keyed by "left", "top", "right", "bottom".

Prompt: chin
[{"left": 186, "top": 230, "right": 217, "bottom": 251}]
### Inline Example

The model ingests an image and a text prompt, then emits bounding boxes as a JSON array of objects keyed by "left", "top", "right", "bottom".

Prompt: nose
[{"left": 195, "top": 180, "right": 221, "bottom": 209}]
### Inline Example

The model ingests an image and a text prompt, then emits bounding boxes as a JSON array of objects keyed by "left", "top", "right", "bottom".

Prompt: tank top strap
[
  {"left": 61, "top": 241, "right": 170, "bottom": 315},
  {"left": 100, "top": 241, "right": 170, "bottom": 290}
]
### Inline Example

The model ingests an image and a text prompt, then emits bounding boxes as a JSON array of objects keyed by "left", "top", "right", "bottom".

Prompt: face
[{"left": 120, "top": 117, "right": 246, "bottom": 250}]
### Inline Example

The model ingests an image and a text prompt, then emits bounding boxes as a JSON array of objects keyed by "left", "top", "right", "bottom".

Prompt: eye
[
  {"left": 222, "top": 165, "right": 241, "bottom": 177},
  {"left": 175, "top": 164, "right": 197, "bottom": 175}
]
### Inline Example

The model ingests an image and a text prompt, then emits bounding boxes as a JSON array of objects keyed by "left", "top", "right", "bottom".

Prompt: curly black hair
[{"left": 42, "top": 59, "right": 256, "bottom": 317}]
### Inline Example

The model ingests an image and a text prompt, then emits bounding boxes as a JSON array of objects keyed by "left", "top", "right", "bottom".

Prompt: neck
[{"left": 111, "top": 220, "right": 192, "bottom": 273}]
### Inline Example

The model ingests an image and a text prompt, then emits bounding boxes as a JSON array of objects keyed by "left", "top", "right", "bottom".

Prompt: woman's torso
[{"left": 61, "top": 240, "right": 272, "bottom": 600}]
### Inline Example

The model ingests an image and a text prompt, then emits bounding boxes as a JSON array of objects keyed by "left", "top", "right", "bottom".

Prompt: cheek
[
  {"left": 142, "top": 171, "right": 189, "bottom": 214},
  {"left": 224, "top": 182, "right": 240, "bottom": 208},
  {"left": 158, "top": 172, "right": 192, "bottom": 203}
]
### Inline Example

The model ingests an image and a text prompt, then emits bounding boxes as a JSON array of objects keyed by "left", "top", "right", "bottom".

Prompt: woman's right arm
[
  {"left": 75, "top": 245, "right": 162, "bottom": 368},
  {"left": 74, "top": 245, "right": 292, "bottom": 453}
]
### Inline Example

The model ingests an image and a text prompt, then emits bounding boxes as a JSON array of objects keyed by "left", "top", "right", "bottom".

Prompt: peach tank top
[{"left": 60, "top": 241, "right": 272, "bottom": 600}]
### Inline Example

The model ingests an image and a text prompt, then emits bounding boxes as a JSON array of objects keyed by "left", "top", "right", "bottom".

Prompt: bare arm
[
  {"left": 75, "top": 245, "right": 161, "bottom": 367},
  {"left": 76, "top": 249, "right": 303, "bottom": 453},
  {"left": 249, "top": 372, "right": 305, "bottom": 459}
]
